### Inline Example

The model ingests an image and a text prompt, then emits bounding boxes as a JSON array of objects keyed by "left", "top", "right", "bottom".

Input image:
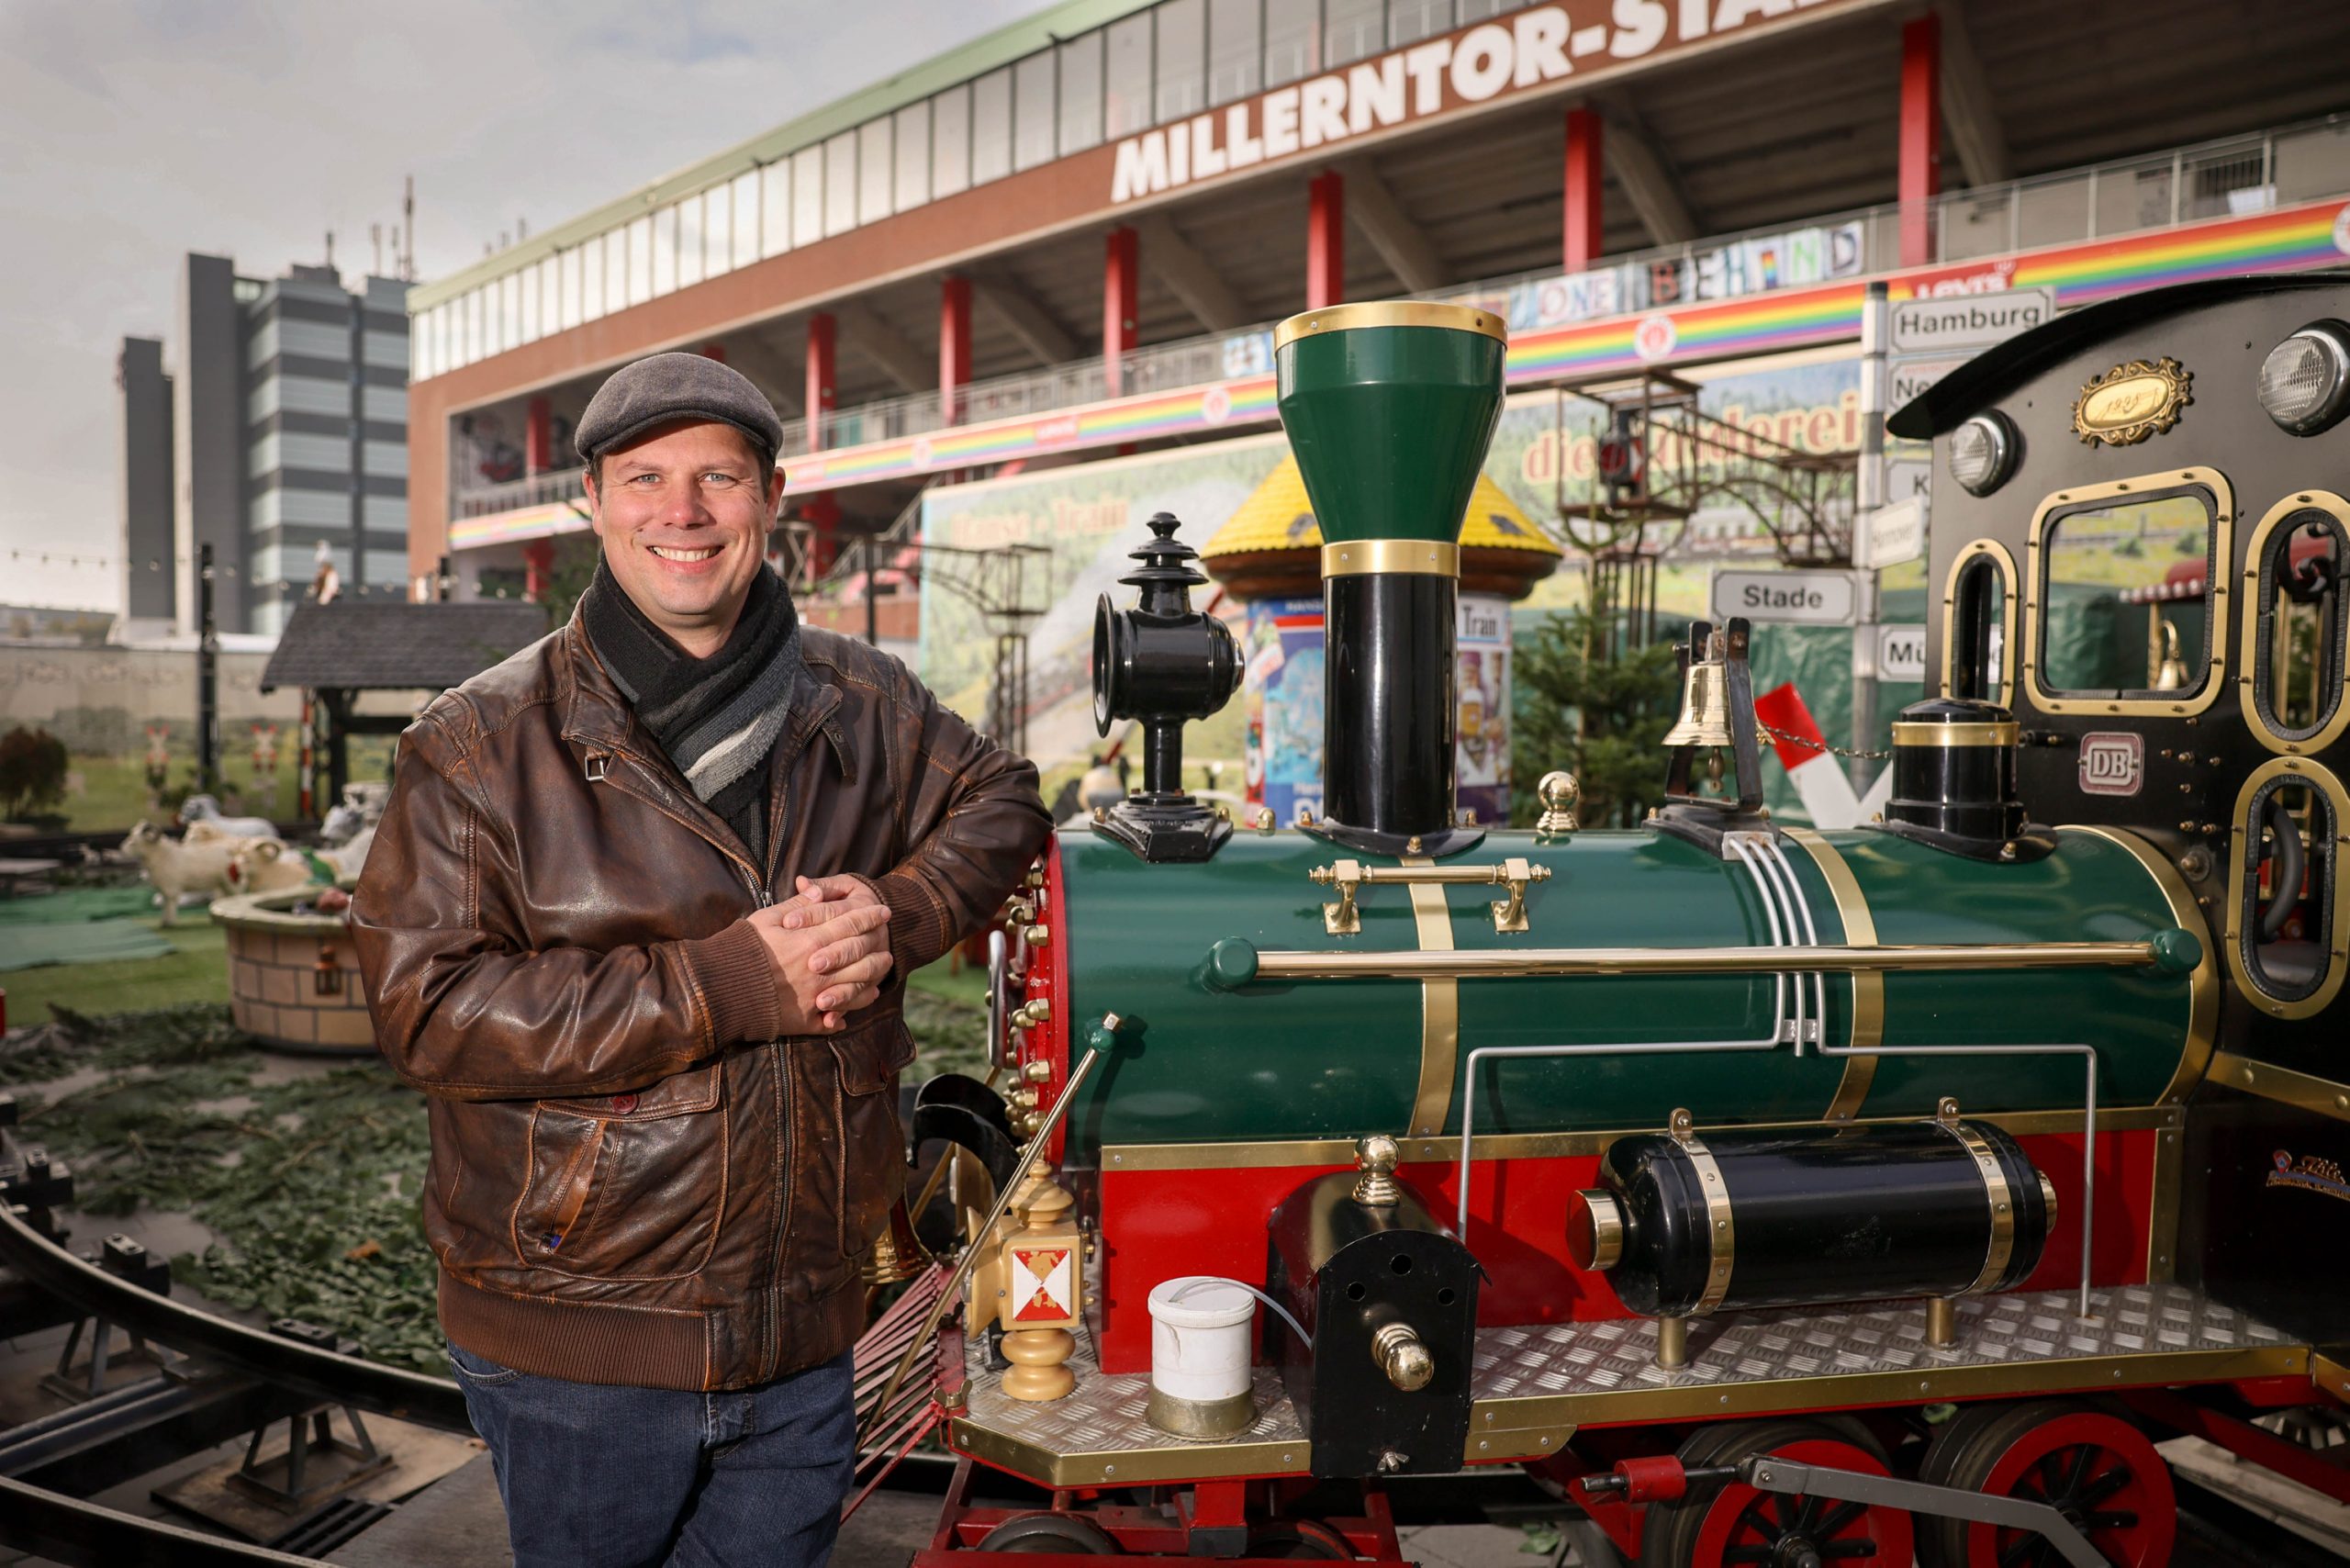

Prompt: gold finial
[
  {"left": 1352, "top": 1134, "right": 1403, "bottom": 1207},
  {"left": 1536, "top": 771, "right": 1581, "bottom": 835},
  {"left": 1254, "top": 805, "right": 1276, "bottom": 831},
  {"left": 1406, "top": 834, "right": 1423, "bottom": 854}
]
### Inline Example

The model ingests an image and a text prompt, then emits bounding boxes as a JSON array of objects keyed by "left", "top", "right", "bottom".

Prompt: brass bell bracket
[{"left": 1308, "top": 857, "right": 1552, "bottom": 935}]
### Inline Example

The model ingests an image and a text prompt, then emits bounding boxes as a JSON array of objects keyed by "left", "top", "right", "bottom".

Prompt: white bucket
[{"left": 1145, "top": 1275, "right": 1258, "bottom": 1438}]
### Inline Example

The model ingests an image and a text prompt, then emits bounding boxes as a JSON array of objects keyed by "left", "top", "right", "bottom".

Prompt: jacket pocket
[
  {"left": 827, "top": 1020, "right": 916, "bottom": 1260},
  {"left": 509, "top": 1061, "right": 727, "bottom": 1281}
]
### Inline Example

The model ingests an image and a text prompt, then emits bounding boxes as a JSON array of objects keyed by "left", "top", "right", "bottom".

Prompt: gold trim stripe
[
  {"left": 1890, "top": 721, "right": 2019, "bottom": 746},
  {"left": 2071, "top": 826, "right": 2218, "bottom": 1104},
  {"left": 2207, "top": 1050, "right": 2350, "bottom": 1123},
  {"left": 1274, "top": 300, "right": 1507, "bottom": 351},
  {"left": 1322, "top": 540, "right": 1460, "bottom": 578},
  {"left": 1680, "top": 1130, "right": 1737, "bottom": 1316},
  {"left": 1782, "top": 829, "right": 1878, "bottom": 1121},
  {"left": 1943, "top": 1118, "right": 2017, "bottom": 1294},
  {"left": 1097, "top": 1105, "right": 2181, "bottom": 1172},
  {"left": 1404, "top": 856, "right": 1460, "bottom": 1139}
]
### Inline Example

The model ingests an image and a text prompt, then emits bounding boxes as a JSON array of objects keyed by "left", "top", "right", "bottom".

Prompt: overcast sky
[{"left": 0, "top": 0, "right": 1039, "bottom": 612}]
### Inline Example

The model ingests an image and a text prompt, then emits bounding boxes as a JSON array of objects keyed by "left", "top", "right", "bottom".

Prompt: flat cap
[{"left": 574, "top": 352, "right": 785, "bottom": 468}]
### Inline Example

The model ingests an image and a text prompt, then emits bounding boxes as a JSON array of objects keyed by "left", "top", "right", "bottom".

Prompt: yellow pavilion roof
[{"left": 1199, "top": 454, "right": 1562, "bottom": 560}]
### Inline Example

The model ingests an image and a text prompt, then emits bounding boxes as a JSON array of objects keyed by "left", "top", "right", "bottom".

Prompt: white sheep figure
[
  {"left": 319, "top": 801, "right": 368, "bottom": 846},
  {"left": 120, "top": 823, "right": 243, "bottom": 924},
  {"left": 179, "top": 793, "right": 280, "bottom": 841},
  {"left": 228, "top": 827, "right": 377, "bottom": 895}
]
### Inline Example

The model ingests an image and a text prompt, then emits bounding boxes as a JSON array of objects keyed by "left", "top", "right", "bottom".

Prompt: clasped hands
[{"left": 747, "top": 875, "right": 894, "bottom": 1035}]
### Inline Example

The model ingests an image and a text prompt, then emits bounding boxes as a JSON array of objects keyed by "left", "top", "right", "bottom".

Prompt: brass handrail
[
  {"left": 1309, "top": 857, "right": 1551, "bottom": 935},
  {"left": 1205, "top": 933, "right": 2200, "bottom": 988}
]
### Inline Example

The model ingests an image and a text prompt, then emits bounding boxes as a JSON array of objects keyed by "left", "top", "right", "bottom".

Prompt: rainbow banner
[
  {"left": 449, "top": 196, "right": 2350, "bottom": 543},
  {"left": 448, "top": 498, "right": 587, "bottom": 551},
  {"left": 781, "top": 376, "right": 1279, "bottom": 494}
]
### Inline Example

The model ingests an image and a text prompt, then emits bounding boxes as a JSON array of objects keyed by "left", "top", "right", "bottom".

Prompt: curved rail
[
  {"left": 0, "top": 1476, "right": 336, "bottom": 1567},
  {"left": 0, "top": 1200, "right": 469, "bottom": 1433}
]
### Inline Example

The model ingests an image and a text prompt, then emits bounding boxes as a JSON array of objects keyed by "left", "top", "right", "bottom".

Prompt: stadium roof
[
  {"left": 260, "top": 601, "right": 551, "bottom": 693},
  {"left": 411, "top": 0, "right": 1157, "bottom": 310}
]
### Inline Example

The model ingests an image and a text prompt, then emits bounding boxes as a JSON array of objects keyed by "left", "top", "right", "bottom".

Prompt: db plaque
[{"left": 2077, "top": 732, "right": 2144, "bottom": 797}]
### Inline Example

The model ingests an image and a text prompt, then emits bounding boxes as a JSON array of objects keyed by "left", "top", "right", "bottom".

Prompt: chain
[{"left": 1754, "top": 722, "right": 1893, "bottom": 763}]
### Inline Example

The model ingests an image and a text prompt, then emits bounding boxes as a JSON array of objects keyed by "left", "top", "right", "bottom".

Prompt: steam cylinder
[{"left": 1569, "top": 1119, "right": 2055, "bottom": 1318}]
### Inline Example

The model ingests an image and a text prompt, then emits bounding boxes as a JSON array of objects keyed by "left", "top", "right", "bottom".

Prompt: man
[{"left": 354, "top": 353, "right": 1052, "bottom": 1567}]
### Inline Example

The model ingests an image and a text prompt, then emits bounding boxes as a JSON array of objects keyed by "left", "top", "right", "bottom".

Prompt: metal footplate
[
  {"left": 946, "top": 1285, "right": 2310, "bottom": 1486},
  {"left": 1465, "top": 1283, "right": 2308, "bottom": 1461}
]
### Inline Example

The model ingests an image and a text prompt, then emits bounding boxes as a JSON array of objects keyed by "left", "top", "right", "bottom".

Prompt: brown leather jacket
[{"left": 352, "top": 618, "right": 1050, "bottom": 1391}]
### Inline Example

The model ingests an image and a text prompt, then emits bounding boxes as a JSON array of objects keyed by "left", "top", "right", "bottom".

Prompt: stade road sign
[
  {"left": 1888, "top": 287, "right": 2056, "bottom": 353},
  {"left": 1711, "top": 567, "right": 1860, "bottom": 627},
  {"left": 1876, "top": 623, "right": 1928, "bottom": 680}
]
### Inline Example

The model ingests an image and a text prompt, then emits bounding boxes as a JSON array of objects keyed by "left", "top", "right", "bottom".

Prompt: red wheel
[
  {"left": 1918, "top": 1401, "right": 2174, "bottom": 1568},
  {"left": 1640, "top": 1419, "right": 1914, "bottom": 1568}
]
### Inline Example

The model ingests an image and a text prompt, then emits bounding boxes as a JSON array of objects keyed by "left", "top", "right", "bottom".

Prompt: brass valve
[
  {"left": 1351, "top": 1135, "right": 1402, "bottom": 1208},
  {"left": 1371, "top": 1322, "right": 1433, "bottom": 1392},
  {"left": 1536, "top": 771, "right": 1581, "bottom": 836}
]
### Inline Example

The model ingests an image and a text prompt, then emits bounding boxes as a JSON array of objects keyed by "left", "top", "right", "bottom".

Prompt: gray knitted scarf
[{"left": 580, "top": 554, "right": 800, "bottom": 866}]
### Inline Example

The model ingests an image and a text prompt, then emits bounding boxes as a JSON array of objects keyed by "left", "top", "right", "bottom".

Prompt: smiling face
[{"left": 584, "top": 419, "right": 779, "bottom": 657}]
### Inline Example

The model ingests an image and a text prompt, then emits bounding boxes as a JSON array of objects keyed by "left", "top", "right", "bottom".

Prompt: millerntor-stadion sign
[{"left": 1111, "top": 0, "right": 1863, "bottom": 204}]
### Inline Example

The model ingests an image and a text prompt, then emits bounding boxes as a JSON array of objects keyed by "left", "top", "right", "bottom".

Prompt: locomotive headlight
[
  {"left": 1947, "top": 412, "right": 2018, "bottom": 496},
  {"left": 2256, "top": 322, "right": 2350, "bottom": 434}
]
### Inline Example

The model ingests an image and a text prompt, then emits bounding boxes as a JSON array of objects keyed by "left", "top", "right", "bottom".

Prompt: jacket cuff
[
  {"left": 869, "top": 869, "right": 956, "bottom": 977},
  {"left": 680, "top": 920, "right": 784, "bottom": 1046}
]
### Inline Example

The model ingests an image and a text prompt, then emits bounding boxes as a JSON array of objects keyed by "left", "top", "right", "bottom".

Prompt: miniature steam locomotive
[{"left": 904, "top": 279, "right": 2350, "bottom": 1567}]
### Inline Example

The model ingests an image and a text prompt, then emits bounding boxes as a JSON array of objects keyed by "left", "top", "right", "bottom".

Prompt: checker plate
[{"left": 951, "top": 1285, "right": 2308, "bottom": 1484}]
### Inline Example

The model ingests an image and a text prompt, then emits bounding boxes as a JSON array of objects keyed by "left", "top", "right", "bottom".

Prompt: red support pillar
[
  {"left": 1306, "top": 171, "right": 1345, "bottom": 311},
  {"left": 805, "top": 314, "right": 836, "bottom": 450},
  {"left": 524, "top": 396, "right": 553, "bottom": 476},
  {"left": 940, "top": 274, "right": 973, "bottom": 426},
  {"left": 522, "top": 540, "right": 554, "bottom": 603},
  {"left": 802, "top": 313, "right": 839, "bottom": 578},
  {"left": 1898, "top": 13, "right": 1942, "bottom": 268},
  {"left": 1103, "top": 227, "right": 1139, "bottom": 398},
  {"left": 1563, "top": 107, "right": 1605, "bottom": 273}
]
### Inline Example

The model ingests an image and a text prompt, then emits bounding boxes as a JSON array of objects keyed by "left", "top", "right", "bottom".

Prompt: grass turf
[{"left": 1, "top": 913, "right": 229, "bottom": 1027}]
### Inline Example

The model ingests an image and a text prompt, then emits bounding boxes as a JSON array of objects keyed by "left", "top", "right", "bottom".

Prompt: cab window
[{"left": 2037, "top": 487, "right": 2217, "bottom": 698}]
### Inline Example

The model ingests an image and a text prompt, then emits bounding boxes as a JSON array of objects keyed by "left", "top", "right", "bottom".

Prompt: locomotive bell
[
  {"left": 1274, "top": 302, "right": 1506, "bottom": 857},
  {"left": 1659, "top": 644, "right": 1735, "bottom": 749}
]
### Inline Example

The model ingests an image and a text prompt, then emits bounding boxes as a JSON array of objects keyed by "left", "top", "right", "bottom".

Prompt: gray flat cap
[{"left": 574, "top": 352, "right": 784, "bottom": 467}]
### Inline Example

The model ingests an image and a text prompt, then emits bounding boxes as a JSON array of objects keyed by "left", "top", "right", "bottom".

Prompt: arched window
[
  {"left": 2227, "top": 760, "right": 2347, "bottom": 1018},
  {"left": 2243, "top": 492, "right": 2350, "bottom": 756},
  {"left": 1941, "top": 540, "right": 2016, "bottom": 709}
]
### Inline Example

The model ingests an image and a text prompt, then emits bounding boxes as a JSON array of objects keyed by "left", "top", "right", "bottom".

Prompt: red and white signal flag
[{"left": 1753, "top": 683, "right": 1892, "bottom": 830}]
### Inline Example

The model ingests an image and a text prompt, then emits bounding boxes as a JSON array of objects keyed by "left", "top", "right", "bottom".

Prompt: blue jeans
[{"left": 446, "top": 1340, "right": 856, "bottom": 1568}]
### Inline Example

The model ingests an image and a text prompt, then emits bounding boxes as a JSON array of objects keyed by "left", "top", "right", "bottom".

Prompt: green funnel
[{"left": 1273, "top": 302, "right": 1508, "bottom": 547}]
